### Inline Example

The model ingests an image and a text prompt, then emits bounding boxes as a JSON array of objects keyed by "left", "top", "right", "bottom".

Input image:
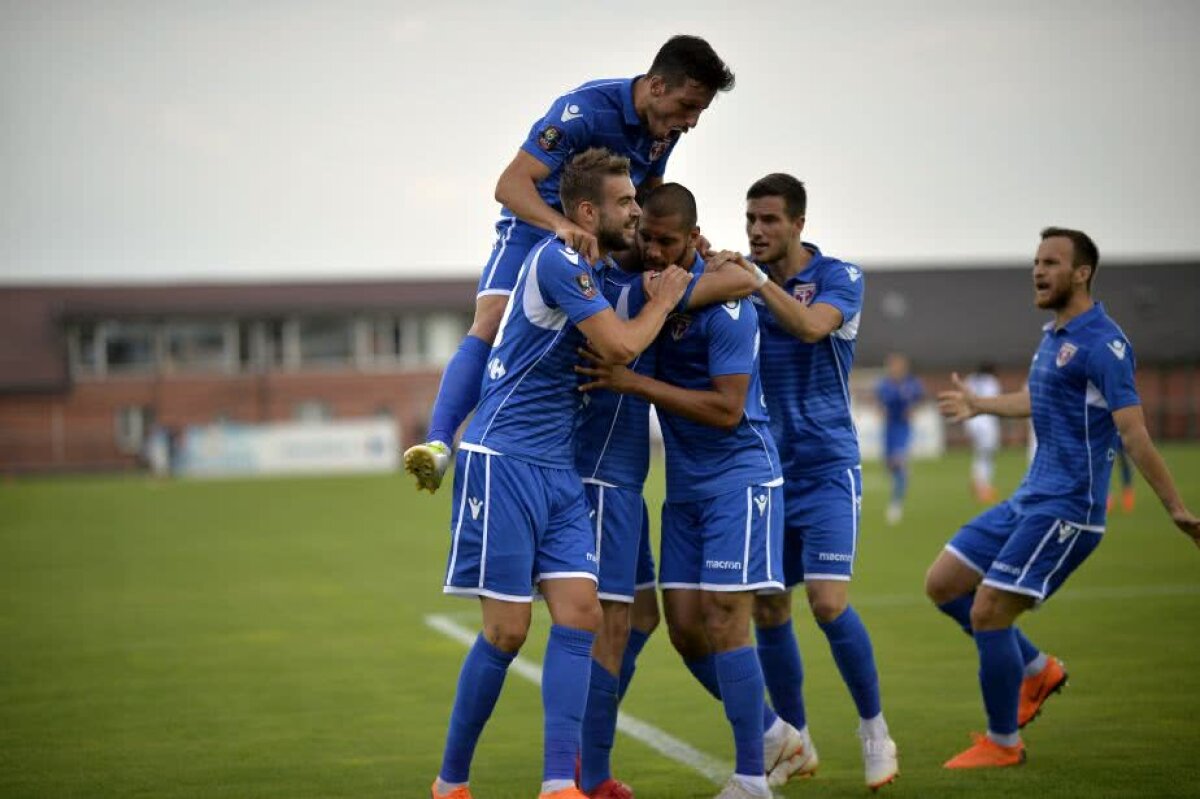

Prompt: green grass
[{"left": 2, "top": 448, "right": 1199, "bottom": 798}]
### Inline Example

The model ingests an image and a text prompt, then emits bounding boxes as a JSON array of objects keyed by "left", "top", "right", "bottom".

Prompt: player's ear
[
  {"left": 647, "top": 74, "right": 666, "bottom": 98},
  {"left": 688, "top": 226, "right": 700, "bottom": 248},
  {"left": 793, "top": 214, "right": 807, "bottom": 235}
]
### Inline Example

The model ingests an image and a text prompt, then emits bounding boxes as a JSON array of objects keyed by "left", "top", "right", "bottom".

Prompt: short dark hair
[
  {"left": 559, "top": 148, "right": 632, "bottom": 215},
  {"left": 746, "top": 173, "right": 807, "bottom": 219},
  {"left": 1041, "top": 226, "right": 1100, "bottom": 289},
  {"left": 642, "top": 182, "right": 697, "bottom": 230},
  {"left": 648, "top": 35, "right": 735, "bottom": 93}
]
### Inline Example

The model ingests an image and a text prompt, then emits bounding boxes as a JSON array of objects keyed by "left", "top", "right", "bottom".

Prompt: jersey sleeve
[
  {"left": 706, "top": 300, "right": 759, "bottom": 378},
  {"left": 519, "top": 92, "right": 595, "bottom": 173},
  {"left": 813, "top": 261, "right": 865, "bottom": 327},
  {"left": 538, "top": 247, "right": 612, "bottom": 325},
  {"left": 1087, "top": 335, "right": 1140, "bottom": 412}
]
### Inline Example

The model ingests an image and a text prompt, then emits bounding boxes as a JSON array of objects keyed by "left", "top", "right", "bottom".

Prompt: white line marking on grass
[{"left": 424, "top": 613, "right": 731, "bottom": 785}]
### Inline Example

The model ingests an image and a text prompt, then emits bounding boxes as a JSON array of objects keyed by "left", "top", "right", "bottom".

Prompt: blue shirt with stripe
[
  {"left": 1013, "top": 302, "right": 1140, "bottom": 527},
  {"left": 573, "top": 262, "right": 658, "bottom": 489},
  {"left": 752, "top": 243, "right": 864, "bottom": 479},
  {"left": 876, "top": 376, "right": 924, "bottom": 431},
  {"left": 463, "top": 236, "right": 612, "bottom": 468},
  {"left": 657, "top": 259, "right": 780, "bottom": 502}
]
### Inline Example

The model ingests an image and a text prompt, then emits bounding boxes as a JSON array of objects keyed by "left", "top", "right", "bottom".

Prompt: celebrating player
[
  {"left": 431, "top": 149, "right": 690, "bottom": 799},
  {"left": 577, "top": 194, "right": 783, "bottom": 799},
  {"left": 716, "top": 173, "right": 899, "bottom": 789},
  {"left": 405, "top": 35, "right": 735, "bottom": 493},
  {"left": 929, "top": 227, "right": 1200, "bottom": 769},
  {"left": 574, "top": 184, "right": 758, "bottom": 798}
]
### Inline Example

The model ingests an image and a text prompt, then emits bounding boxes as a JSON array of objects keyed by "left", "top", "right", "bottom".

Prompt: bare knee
[
  {"left": 805, "top": 581, "right": 849, "bottom": 625},
  {"left": 925, "top": 564, "right": 958, "bottom": 605},
  {"left": 753, "top": 591, "right": 793, "bottom": 629},
  {"left": 631, "top": 593, "right": 660, "bottom": 636},
  {"left": 483, "top": 618, "right": 529, "bottom": 653},
  {"left": 925, "top": 551, "right": 982, "bottom": 606},
  {"left": 702, "top": 593, "right": 752, "bottom": 652}
]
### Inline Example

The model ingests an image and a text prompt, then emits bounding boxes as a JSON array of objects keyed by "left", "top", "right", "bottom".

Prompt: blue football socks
[
  {"left": 580, "top": 660, "right": 619, "bottom": 792},
  {"left": 426, "top": 334, "right": 491, "bottom": 446},
  {"left": 438, "top": 633, "right": 516, "bottom": 783},
  {"left": 715, "top": 647, "right": 766, "bottom": 778},
  {"left": 756, "top": 620, "right": 807, "bottom": 731},
  {"left": 938, "top": 592, "right": 1041, "bottom": 666},
  {"left": 617, "top": 628, "right": 651, "bottom": 701},
  {"left": 818, "top": 606, "right": 882, "bottom": 720},
  {"left": 542, "top": 625, "right": 595, "bottom": 781},
  {"left": 975, "top": 627, "right": 1023, "bottom": 738}
]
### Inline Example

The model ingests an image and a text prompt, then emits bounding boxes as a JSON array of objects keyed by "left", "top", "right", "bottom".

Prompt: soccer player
[
  {"left": 929, "top": 226, "right": 1200, "bottom": 769},
  {"left": 405, "top": 35, "right": 735, "bottom": 493},
  {"left": 574, "top": 184, "right": 758, "bottom": 798},
  {"left": 963, "top": 364, "right": 1003, "bottom": 503},
  {"left": 431, "top": 148, "right": 691, "bottom": 799},
  {"left": 876, "top": 353, "right": 925, "bottom": 525},
  {"left": 1107, "top": 438, "right": 1136, "bottom": 513},
  {"left": 715, "top": 173, "right": 899, "bottom": 789},
  {"left": 577, "top": 197, "right": 784, "bottom": 799}
]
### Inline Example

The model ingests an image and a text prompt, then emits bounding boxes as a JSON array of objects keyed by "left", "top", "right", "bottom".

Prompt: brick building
[{"left": 1, "top": 261, "right": 1197, "bottom": 473}]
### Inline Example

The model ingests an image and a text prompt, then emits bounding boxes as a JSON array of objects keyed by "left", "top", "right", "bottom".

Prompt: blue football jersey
[
  {"left": 753, "top": 244, "right": 864, "bottom": 478},
  {"left": 517, "top": 77, "right": 678, "bottom": 216},
  {"left": 574, "top": 263, "right": 657, "bottom": 489},
  {"left": 877, "top": 376, "right": 925, "bottom": 429},
  {"left": 657, "top": 262, "right": 780, "bottom": 502},
  {"left": 1012, "top": 302, "right": 1140, "bottom": 526},
  {"left": 463, "top": 236, "right": 612, "bottom": 467}
]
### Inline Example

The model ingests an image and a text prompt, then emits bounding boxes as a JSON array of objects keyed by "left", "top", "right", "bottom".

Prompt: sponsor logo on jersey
[
  {"left": 793, "top": 282, "right": 817, "bottom": 305},
  {"left": 722, "top": 300, "right": 741, "bottom": 321},
  {"left": 537, "top": 125, "right": 562, "bottom": 151},
  {"left": 1057, "top": 522, "right": 1078, "bottom": 543},
  {"left": 1107, "top": 339, "right": 1127, "bottom": 360},
  {"left": 845, "top": 265, "right": 862, "bottom": 282},
  {"left": 1056, "top": 342, "right": 1078, "bottom": 368},
  {"left": 649, "top": 139, "right": 670, "bottom": 161},
  {"left": 487, "top": 357, "right": 506, "bottom": 380},
  {"left": 560, "top": 103, "right": 583, "bottom": 123},
  {"left": 668, "top": 312, "right": 693, "bottom": 340},
  {"left": 575, "top": 271, "right": 596, "bottom": 299},
  {"left": 560, "top": 246, "right": 579, "bottom": 265}
]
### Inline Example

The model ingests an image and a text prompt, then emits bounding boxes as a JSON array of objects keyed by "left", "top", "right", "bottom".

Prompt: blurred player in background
[
  {"left": 431, "top": 150, "right": 691, "bottom": 799},
  {"left": 876, "top": 353, "right": 925, "bottom": 525},
  {"left": 578, "top": 212, "right": 783, "bottom": 799},
  {"left": 405, "top": 35, "right": 735, "bottom": 493},
  {"left": 1108, "top": 438, "right": 1136, "bottom": 513},
  {"left": 719, "top": 173, "right": 899, "bottom": 790},
  {"left": 963, "top": 364, "right": 1002, "bottom": 503},
  {"left": 929, "top": 227, "right": 1200, "bottom": 770},
  {"left": 573, "top": 184, "right": 758, "bottom": 798}
]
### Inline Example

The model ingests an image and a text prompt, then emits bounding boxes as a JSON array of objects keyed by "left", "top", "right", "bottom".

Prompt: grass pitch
[{"left": 2, "top": 447, "right": 1199, "bottom": 798}]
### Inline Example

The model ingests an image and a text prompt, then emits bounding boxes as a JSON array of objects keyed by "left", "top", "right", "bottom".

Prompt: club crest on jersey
[
  {"left": 649, "top": 139, "right": 670, "bottom": 161},
  {"left": 575, "top": 271, "right": 596, "bottom": 299},
  {"left": 1056, "top": 342, "right": 1078, "bottom": 368},
  {"left": 537, "top": 125, "right": 562, "bottom": 151},
  {"left": 668, "top": 313, "right": 693, "bottom": 340},
  {"left": 792, "top": 282, "right": 817, "bottom": 306}
]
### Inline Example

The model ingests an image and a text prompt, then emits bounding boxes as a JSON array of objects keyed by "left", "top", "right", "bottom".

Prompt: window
[
  {"left": 293, "top": 400, "right": 332, "bottom": 423},
  {"left": 166, "top": 322, "right": 230, "bottom": 372},
  {"left": 298, "top": 317, "right": 353, "bottom": 366},
  {"left": 71, "top": 323, "right": 101, "bottom": 376},
  {"left": 115, "top": 406, "right": 152, "bottom": 454},
  {"left": 105, "top": 323, "right": 158, "bottom": 373}
]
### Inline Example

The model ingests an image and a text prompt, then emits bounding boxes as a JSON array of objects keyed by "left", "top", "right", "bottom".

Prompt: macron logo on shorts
[
  {"left": 754, "top": 494, "right": 768, "bottom": 516},
  {"left": 705, "top": 559, "right": 742, "bottom": 571},
  {"left": 468, "top": 497, "right": 483, "bottom": 520}
]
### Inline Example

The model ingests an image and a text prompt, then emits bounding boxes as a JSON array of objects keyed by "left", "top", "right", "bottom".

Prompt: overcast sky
[{"left": 2, "top": 0, "right": 1199, "bottom": 284}]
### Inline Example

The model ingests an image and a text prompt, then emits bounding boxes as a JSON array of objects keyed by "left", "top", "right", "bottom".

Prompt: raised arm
[
  {"left": 938, "top": 372, "right": 1032, "bottom": 421},
  {"left": 495, "top": 151, "right": 598, "bottom": 261},
  {"left": 1113, "top": 405, "right": 1200, "bottom": 544},
  {"left": 575, "top": 265, "right": 691, "bottom": 365}
]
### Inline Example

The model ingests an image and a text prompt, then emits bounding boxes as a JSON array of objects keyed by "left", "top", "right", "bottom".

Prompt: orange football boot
[
  {"left": 943, "top": 733, "right": 1026, "bottom": 769},
  {"left": 540, "top": 788, "right": 589, "bottom": 799},
  {"left": 1018, "top": 655, "right": 1068, "bottom": 727},
  {"left": 431, "top": 780, "right": 474, "bottom": 799},
  {"left": 1121, "top": 486, "right": 1135, "bottom": 513}
]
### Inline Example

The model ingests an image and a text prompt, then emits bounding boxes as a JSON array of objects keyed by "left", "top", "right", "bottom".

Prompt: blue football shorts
[
  {"left": 780, "top": 465, "right": 863, "bottom": 586},
  {"left": 444, "top": 448, "right": 597, "bottom": 601},
  {"left": 584, "top": 482, "right": 656, "bottom": 603},
  {"left": 659, "top": 481, "right": 784, "bottom": 593},
  {"left": 476, "top": 218, "right": 554, "bottom": 297},
  {"left": 945, "top": 500, "right": 1103, "bottom": 603}
]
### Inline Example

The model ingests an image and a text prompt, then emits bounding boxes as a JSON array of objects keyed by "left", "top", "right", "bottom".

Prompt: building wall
[{"left": 0, "top": 369, "right": 444, "bottom": 473}]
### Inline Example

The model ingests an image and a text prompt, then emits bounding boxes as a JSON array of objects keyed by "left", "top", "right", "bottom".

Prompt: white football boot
[
  {"left": 764, "top": 721, "right": 819, "bottom": 786},
  {"left": 713, "top": 775, "right": 771, "bottom": 799},
  {"left": 859, "top": 722, "right": 899, "bottom": 791}
]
